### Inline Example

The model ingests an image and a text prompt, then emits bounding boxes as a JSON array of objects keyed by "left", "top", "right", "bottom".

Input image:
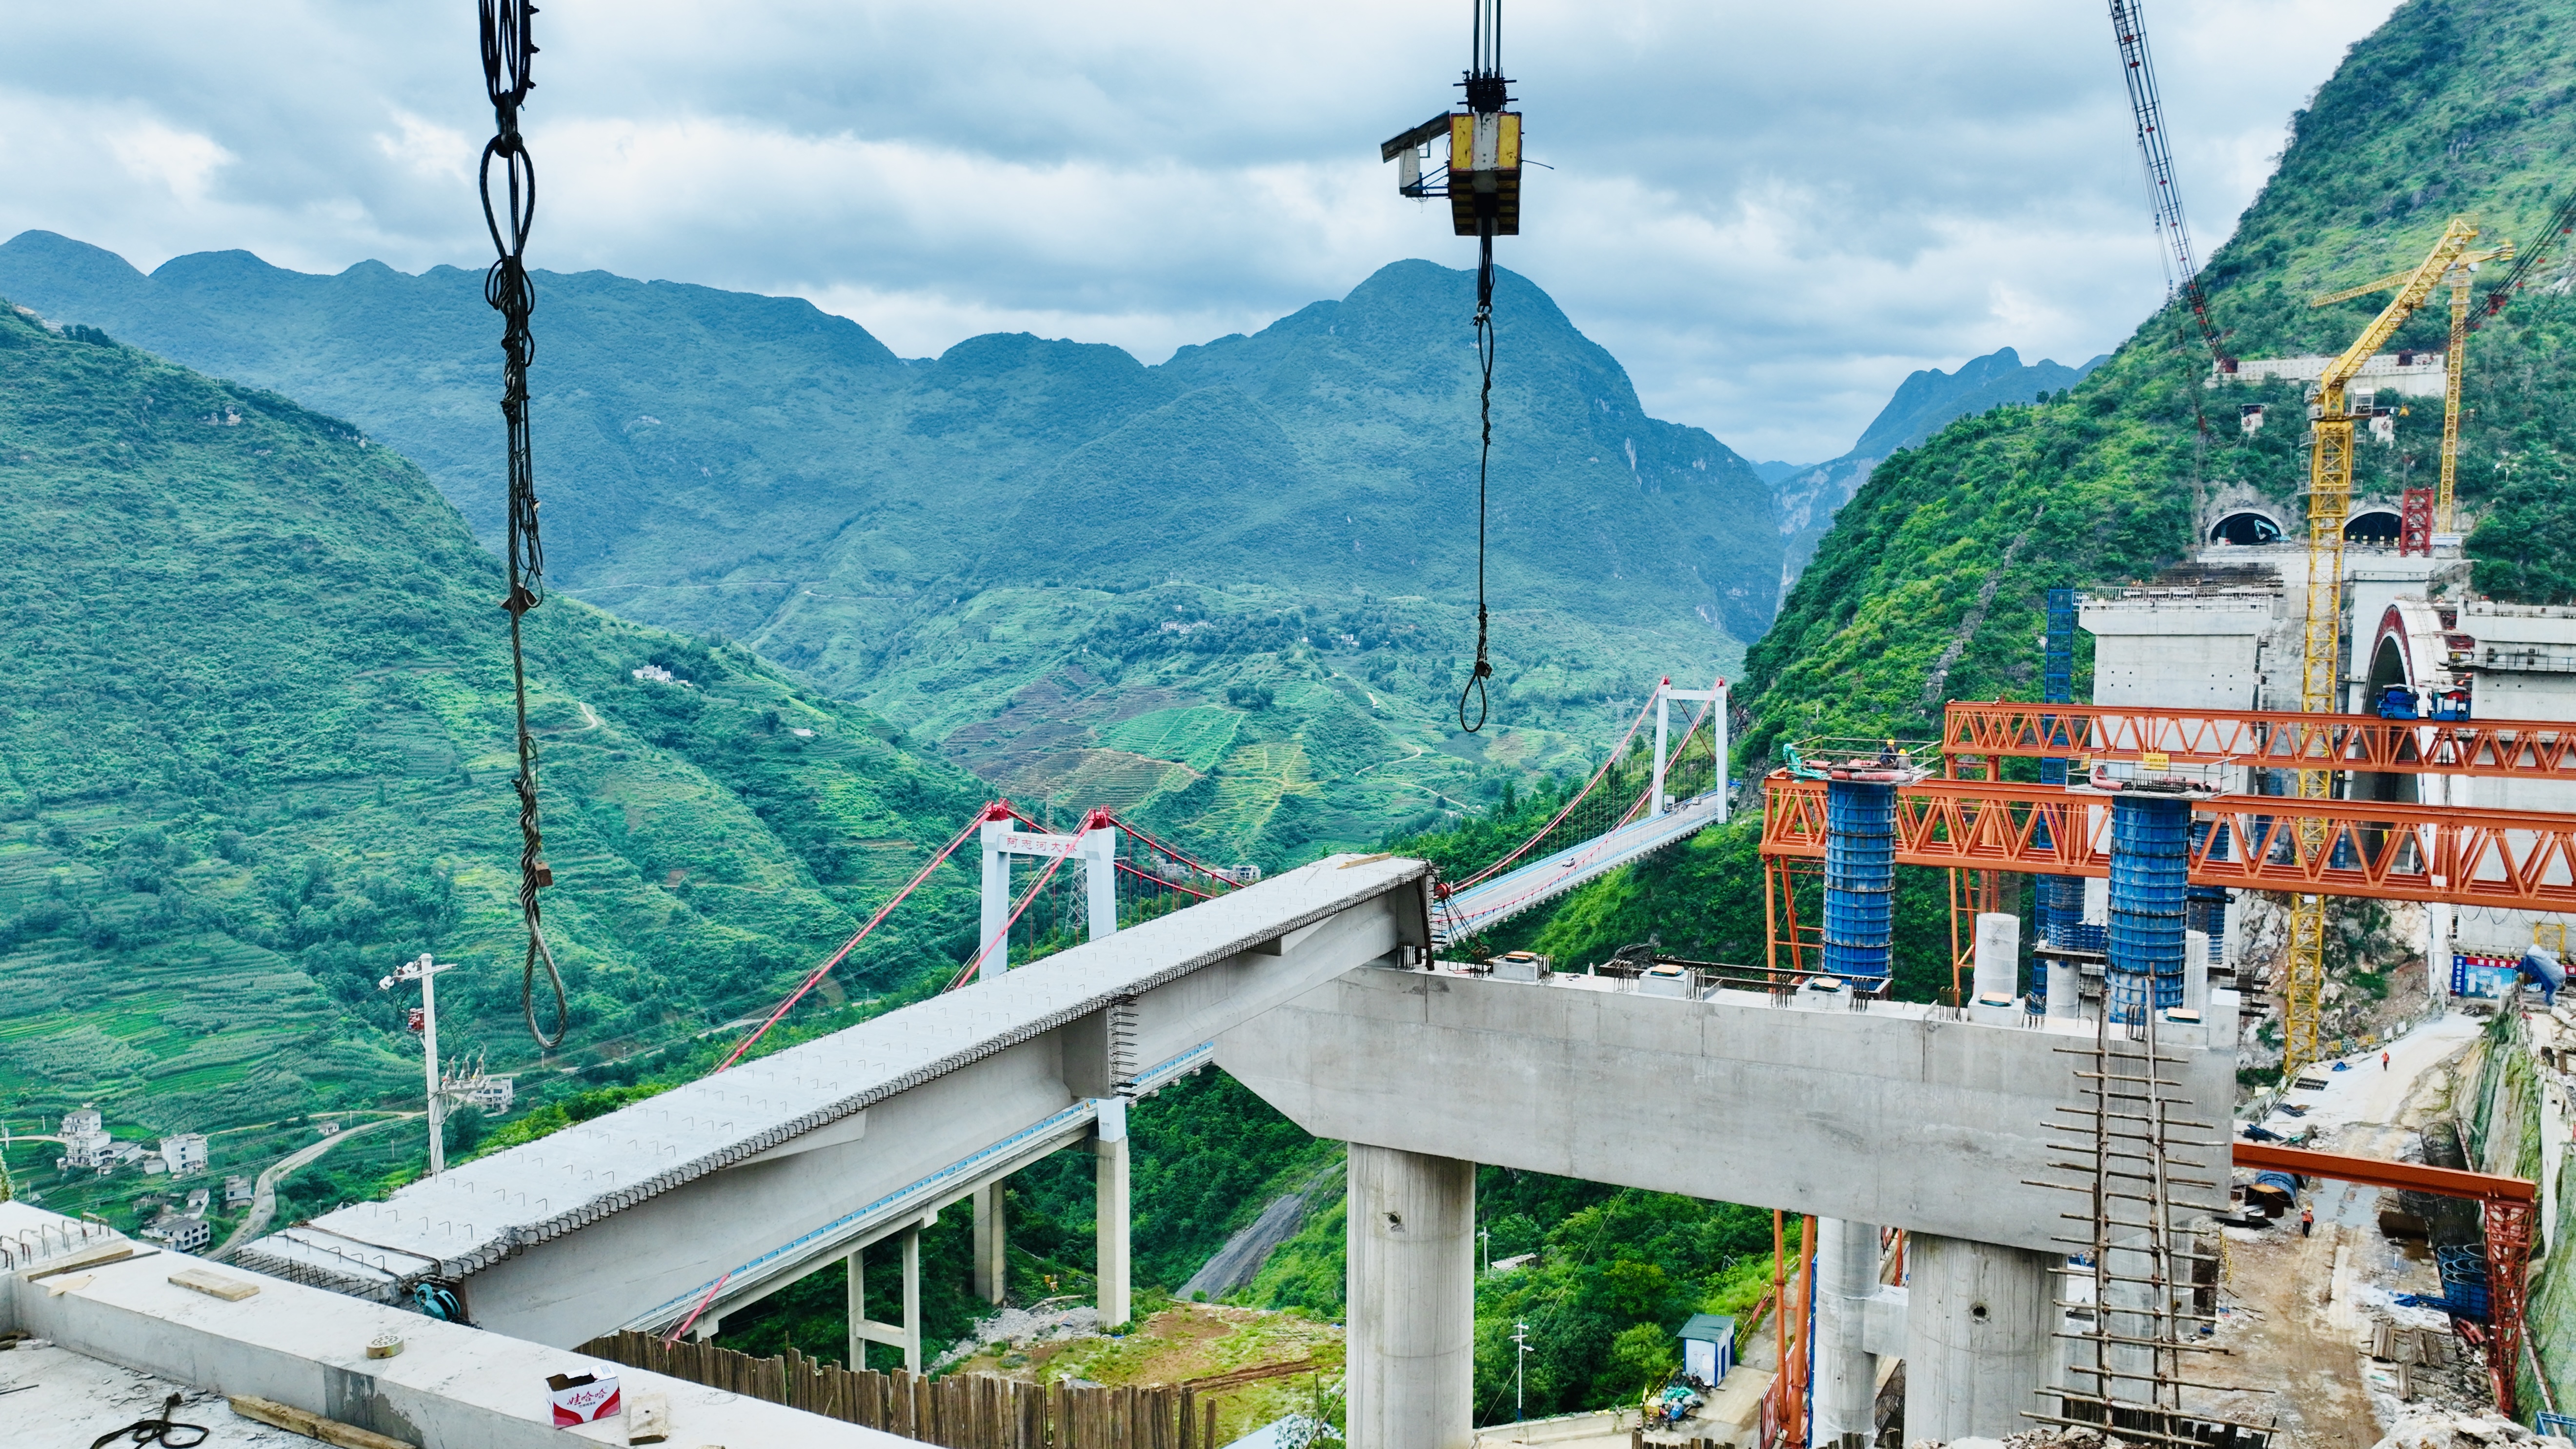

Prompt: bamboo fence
[{"left": 580, "top": 1330, "right": 1223, "bottom": 1449}]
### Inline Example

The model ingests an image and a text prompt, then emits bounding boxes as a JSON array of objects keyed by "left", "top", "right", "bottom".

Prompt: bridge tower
[{"left": 977, "top": 810, "right": 1120, "bottom": 982}]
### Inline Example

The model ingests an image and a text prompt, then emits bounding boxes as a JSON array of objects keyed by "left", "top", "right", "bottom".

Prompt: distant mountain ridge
[
  {"left": 1768, "top": 346, "right": 2106, "bottom": 599},
  {"left": 0, "top": 237, "right": 1775, "bottom": 862}
]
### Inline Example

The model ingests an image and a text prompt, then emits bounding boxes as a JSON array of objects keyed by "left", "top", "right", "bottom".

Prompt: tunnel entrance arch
[
  {"left": 2345, "top": 509, "right": 2404, "bottom": 545},
  {"left": 2209, "top": 511, "right": 2282, "bottom": 545}
]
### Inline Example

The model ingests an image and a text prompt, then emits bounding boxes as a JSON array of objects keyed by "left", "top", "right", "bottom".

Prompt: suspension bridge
[{"left": 707, "top": 673, "right": 1734, "bottom": 1073}]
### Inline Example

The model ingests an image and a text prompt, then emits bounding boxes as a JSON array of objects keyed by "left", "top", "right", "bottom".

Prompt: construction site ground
[
  {"left": 946, "top": 1301, "right": 1344, "bottom": 1444},
  {"left": 2192, "top": 1010, "right": 2498, "bottom": 1448}
]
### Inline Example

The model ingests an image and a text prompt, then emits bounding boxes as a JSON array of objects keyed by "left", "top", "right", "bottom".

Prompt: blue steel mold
[
  {"left": 1822, "top": 776, "right": 1897, "bottom": 983},
  {"left": 2108, "top": 793, "right": 2190, "bottom": 1022}
]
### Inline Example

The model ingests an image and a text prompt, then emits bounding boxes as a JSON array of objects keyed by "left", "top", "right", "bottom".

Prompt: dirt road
[{"left": 209, "top": 1114, "right": 413, "bottom": 1260}]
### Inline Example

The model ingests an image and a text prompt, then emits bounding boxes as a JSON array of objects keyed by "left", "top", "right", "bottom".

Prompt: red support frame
[
  {"left": 2402, "top": 485, "right": 2436, "bottom": 557},
  {"left": 1942, "top": 701, "right": 2576, "bottom": 782},
  {"left": 2234, "top": 1143, "right": 2537, "bottom": 1419},
  {"left": 1763, "top": 771, "right": 2576, "bottom": 912}
]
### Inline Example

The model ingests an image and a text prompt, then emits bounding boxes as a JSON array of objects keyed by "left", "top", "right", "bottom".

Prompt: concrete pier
[
  {"left": 1346, "top": 1144, "right": 1475, "bottom": 1449},
  {"left": 972, "top": 1183, "right": 1006, "bottom": 1305},
  {"left": 1902, "top": 1233, "right": 2057, "bottom": 1443},
  {"left": 1094, "top": 1102, "right": 1131, "bottom": 1328},
  {"left": 1814, "top": 1218, "right": 1882, "bottom": 1446}
]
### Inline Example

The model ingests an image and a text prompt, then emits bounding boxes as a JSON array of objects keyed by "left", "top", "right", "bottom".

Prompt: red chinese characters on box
[{"left": 547, "top": 1370, "right": 623, "bottom": 1427}]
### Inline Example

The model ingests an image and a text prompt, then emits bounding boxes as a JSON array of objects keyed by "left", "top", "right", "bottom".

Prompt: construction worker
[
  {"left": 2300, "top": 1205, "right": 2315, "bottom": 1237},
  {"left": 2383, "top": 1050, "right": 2391, "bottom": 1071}
]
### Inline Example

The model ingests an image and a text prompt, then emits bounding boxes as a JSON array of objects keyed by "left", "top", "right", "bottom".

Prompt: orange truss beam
[
  {"left": 1941, "top": 701, "right": 2576, "bottom": 781},
  {"left": 1761, "top": 771, "right": 2576, "bottom": 911}
]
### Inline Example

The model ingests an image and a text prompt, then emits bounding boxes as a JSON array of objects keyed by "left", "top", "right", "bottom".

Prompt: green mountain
[
  {"left": 1506, "top": 0, "right": 2576, "bottom": 997},
  {"left": 0, "top": 241, "right": 1774, "bottom": 864},
  {"left": 1768, "top": 345, "right": 2106, "bottom": 599},
  {"left": 0, "top": 299, "right": 986, "bottom": 1208}
]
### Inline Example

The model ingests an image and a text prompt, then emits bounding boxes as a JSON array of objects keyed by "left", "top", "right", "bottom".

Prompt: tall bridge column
[
  {"left": 1813, "top": 1218, "right": 1882, "bottom": 1446},
  {"left": 1902, "top": 1233, "right": 2056, "bottom": 1443},
  {"left": 1095, "top": 1099, "right": 1131, "bottom": 1328},
  {"left": 973, "top": 1183, "right": 1007, "bottom": 1305},
  {"left": 1346, "top": 1143, "right": 1474, "bottom": 1449}
]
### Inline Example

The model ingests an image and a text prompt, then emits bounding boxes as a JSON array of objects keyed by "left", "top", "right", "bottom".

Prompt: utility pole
[
  {"left": 380, "top": 955, "right": 456, "bottom": 1177},
  {"left": 1512, "top": 1319, "right": 1531, "bottom": 1422},
  {"left": 1479, "top": 1225, "right": 1490, "bottom": 1275}
]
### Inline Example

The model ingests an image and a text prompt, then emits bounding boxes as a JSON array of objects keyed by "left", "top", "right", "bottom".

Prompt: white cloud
[
  {"left": 376, "top": 112, "right": 473, "bottom": 185},
  {"left": 0, "top": 0, "right": 2404, "bottom": 462},
  {"left": 107, "top": 121, "right": 233, "bottom": 203}
]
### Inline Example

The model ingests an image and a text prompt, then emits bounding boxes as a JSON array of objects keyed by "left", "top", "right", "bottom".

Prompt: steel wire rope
[
  {"left": 715, "top": 808, "right": 991, "bottom": 1072},
  {"left": 478, "top": 0, "right": 566, "bottom": 1048},
  {"left": 1457, "top": 251, "right": 1499, "bottom": 733}
]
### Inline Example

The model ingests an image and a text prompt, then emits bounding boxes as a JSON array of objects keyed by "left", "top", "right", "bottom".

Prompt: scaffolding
[{"left": 2032, "top": 1008, "right": 2274, "bottom": 1446}]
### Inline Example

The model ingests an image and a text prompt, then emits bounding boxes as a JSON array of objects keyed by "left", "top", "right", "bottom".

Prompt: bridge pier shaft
[
  {"left": 1346, "top": 1142, "right": 1474, "bottom": 1449},
  {"left": 973, "top": 1183, "right": 1006, "bottom": 1305},
  {"left": 847, "top": 1218, "right": 927, "bottom": 1373},
  {"left": 1813, "top": 1217, "right": 1883, "bottom": 1447},
  {"left": 1095, "top": 1106, "right": 1131, "bottom": 1328},
  {"left": 1902, "top": 1232, "right": 2057, "bottom": 1444}
]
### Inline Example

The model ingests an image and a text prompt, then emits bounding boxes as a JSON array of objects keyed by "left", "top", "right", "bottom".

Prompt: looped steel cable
[
  {"left": 89, "top": 1393, "right": 209, "bottom": 1449},
  {"left": 481, "top": 0, "right": 565, "bottom": 1048},
  {"left": 1457, "top": 225, "right": 1498, "bottom": 734}
]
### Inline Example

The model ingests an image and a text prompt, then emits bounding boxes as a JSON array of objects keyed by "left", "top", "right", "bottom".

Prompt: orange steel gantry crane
[
  {"left": 1941, "top": 699, "right": 2576, "bottom": 784},
  {"left": 2284, "top": 216, "right": 2485, "bottom": 1078},
  {"left": 1759, "top": 699, "right": 2576, "bottom": 979}
]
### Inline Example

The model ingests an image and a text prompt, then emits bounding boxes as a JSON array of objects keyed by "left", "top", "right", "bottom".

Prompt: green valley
[{"left": 0, "top": 244, "right": 1766, "bottom": 865}]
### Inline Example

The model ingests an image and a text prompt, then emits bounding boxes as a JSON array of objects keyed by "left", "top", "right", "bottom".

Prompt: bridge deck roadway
[
  {"left": 1219, "top": 965, "right": 2236, "bottom": 1253},
  {"left": 237, "top": 854, "right": 1432, "bottom": 1348},
  {"left": 1433, "top": 792, "right": 1728, "bottom": 945}
]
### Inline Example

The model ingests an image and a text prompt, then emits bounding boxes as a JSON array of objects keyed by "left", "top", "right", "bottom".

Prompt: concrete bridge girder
[{"left": 239, "top": 857, "right": 1434, "bottom": 1350}]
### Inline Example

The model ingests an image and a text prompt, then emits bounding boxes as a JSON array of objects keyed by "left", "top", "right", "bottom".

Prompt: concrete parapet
[{"left": 0, "top": 1202, "right": 924, "bottom": 1449}]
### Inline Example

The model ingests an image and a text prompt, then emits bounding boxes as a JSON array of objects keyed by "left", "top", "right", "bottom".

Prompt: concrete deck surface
[{"left": 1, "top": 1340, "right": 311, "bottom": 1447}]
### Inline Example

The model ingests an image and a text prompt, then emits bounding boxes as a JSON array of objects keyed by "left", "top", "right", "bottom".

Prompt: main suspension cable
[{"left": 479, "top": 0, "right": 565, "bottom": 1048}]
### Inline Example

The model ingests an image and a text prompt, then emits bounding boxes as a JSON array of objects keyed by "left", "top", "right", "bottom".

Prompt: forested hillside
[
  {"left": 0, "top": 242, "right": 1771, "bottom": 865},
  {"left": 1768, "top": 345, "right": 2105, "bottom": 595},
  {"left": 1511, "top": 0, "right": 2576, "bottom": 989},
  {"left": 0, "top": 299, "right": 986, "bottom": 1217}
]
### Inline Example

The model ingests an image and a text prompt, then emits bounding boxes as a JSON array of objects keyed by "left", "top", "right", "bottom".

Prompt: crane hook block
[{"left": 1449, "top": 111, "right": 1522, "bottom": 237}]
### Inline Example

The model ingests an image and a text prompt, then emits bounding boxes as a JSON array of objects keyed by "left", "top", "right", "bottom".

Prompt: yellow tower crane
[
  {"left": 2310, "top": 230, "right": 2510, "bottom": 535},
  {"left": 2281, "top": 215, "right": 2481, "bottom": 1080}
]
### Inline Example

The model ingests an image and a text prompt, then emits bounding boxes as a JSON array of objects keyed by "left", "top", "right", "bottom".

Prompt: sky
[{"left": 0, "top": 1, "right": 2403, "bottom": 465}]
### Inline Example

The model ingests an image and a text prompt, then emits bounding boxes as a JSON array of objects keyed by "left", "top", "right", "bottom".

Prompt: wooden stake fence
[{"left": 580, "top": 1330, "right": 1219, "bottom": 1449}]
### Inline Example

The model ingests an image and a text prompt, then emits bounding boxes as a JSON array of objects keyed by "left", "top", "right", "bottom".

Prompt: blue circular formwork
[
  {"left": 1822, "top": 777, "right": 1897, "bottom": 983},
  {"left": 2107, "top": 793, "right": 2191, "bottom": 1022}
]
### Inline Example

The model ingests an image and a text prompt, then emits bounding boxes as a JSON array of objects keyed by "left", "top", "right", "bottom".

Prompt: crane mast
[{"left": 2280, "top": 216, "right": 2481, "bottom": 1079}]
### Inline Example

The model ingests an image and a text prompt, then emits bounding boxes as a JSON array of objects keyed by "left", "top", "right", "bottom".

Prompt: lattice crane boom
[
  {"left": 2312, "top": 238, "right": 2509, "bottom": 534},
  {"left": 2107, "top": 0, "right": 2224, "bottom": 361}
]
